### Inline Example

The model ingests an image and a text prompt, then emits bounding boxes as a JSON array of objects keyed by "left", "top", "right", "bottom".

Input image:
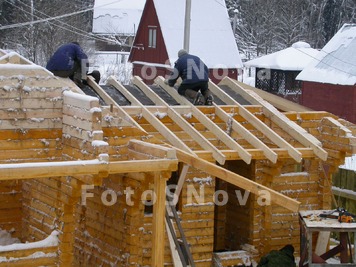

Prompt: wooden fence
[{"left": 332, "top": 168, "right": 356, "bottom": 214}]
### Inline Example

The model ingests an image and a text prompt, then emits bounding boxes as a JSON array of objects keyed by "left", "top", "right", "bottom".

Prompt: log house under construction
[{"left": 0, "top": 50, "right": 355, "bottom": 266}]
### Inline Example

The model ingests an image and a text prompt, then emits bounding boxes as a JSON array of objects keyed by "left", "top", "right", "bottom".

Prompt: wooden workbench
[{"left": 299, "top": 210, "right": 356, "bottom": 267}]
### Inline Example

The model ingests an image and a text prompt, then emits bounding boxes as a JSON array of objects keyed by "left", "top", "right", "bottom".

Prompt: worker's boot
[
  {"left": 203, "top": 90, "right": 214, "bottom": 106},
  {"left": 185, "top": 89, "right": 205, "bottom": 105}
]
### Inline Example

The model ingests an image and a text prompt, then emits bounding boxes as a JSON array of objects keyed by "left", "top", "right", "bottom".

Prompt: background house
[
  {"left": 92, "top": 0, "right": 145, "bottom": 52},
  {"left": 297, "top": 24, "right": 356, "bottom": 123},
  {"left": 91, "top": 0, "right": 145, "bottom": 84},
  {"left": 128, "top": 0, "right": 243, "bottom": 84},
  {"left": 244, "top": 42, "right": 319, "bottom": 103}
]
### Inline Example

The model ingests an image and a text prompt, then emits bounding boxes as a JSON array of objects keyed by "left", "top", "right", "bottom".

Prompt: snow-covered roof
[
  {"left": 297, "top": 24, "right": 356, "bottom": 86},
  {"left": 244, "top": 42, "right": 319, "bottom": 71},
  {"left": 153, "top": 0, "right": 243, "bottom": 69},
  {"left": 92, "top": 0, "right": 145, "bottom": 35},
  {"left": 340, "top": 154, "right": 356, "bottom": 171}
]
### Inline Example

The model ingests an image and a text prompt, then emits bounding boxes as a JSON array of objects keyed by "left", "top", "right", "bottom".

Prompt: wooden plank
[
  {"left": 108, "top": 76, "right": 196, "bottom": 155},
  {"left": 175, "top": 164, "right": 190, "bottom": 199},
  {"left": 209, "top": 80, "right": 302, "bottom": 162},
  {"left": 154, "top": 76, "right": 249, "bottom": 164},
  {"left": 63, "top": 90, "right": 99, "bottom": 109},
  {"left": 87, "top": 76, "right": 146, "bottom": 132},
  {"left": 332, "top": 186, "right": 356, "bottom": 201},
  {"left": 214, "top": 104, "right": 278, "bottom": 163},
  {"left": 0, "top": 139, "right": 59, "bottom": 150},
  {"left": 62, "top": 124, "right": 103, "bottom": 141},
  {"left": 0, "top": 157, "right": 178, "bottom": 180},
  {"left": 0, "top": 119, "right": 62, "bottom": 130},
  {"left": 175, "top": 148, "right": 301, "bottom": 212},
  {"left": 63, "top": 105, "right": 101, "bottom": 121},
  {"left": 165, "top": 218, "right": 184, "bottom": 267},
  {"left": 0, "top": 98, "right": 63, "bottom": 109},
  {"left": 152, "top": 172, "right": 168, "bottom": 267},
  {"left": 222, "top": 77, "right": 328, "bottom": 161},
  {"left": 315, "top": 231, "right": 330, "bottom": 256},
  {"left": 0, "top": 108, "right": 62, "bottom": 120},
  {"left": 128, "top": 139, "right": 176, "bottom": 159},
  {"left": 134, "top": 76, "right": 226, "bottom": 164}
]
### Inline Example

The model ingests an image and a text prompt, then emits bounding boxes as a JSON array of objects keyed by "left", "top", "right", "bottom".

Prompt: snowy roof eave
[
  {"left": 153, "top": 0, "right": 243, "bottom": 69},
  {"left": 244, "top": 46, "right": 319, "bottom": 71},
  {"left": 296, "top": 24, "right": 356, "bottom": 86}
]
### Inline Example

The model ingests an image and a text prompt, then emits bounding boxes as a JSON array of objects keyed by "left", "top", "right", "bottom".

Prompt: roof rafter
[
  {"left": 213, "top": 104, "right": 278, "bottom": 163},
  {"left": 133, "top": 76, "right": 226, "bottom": 164},
  {"left": 154, "top": 76, "right": 252, "bottom": 164},
  {"left": 221, "top": 77, "right": 328, "bottom": 161},
  {"left": 208, "top": 80, "right": 302, "bottom": 162},
  {"left": 87, "top": 76, "right": 147, "bottom": 132},
  {"left": 107, "top": 76, "right": 195, "bottom": 155}
]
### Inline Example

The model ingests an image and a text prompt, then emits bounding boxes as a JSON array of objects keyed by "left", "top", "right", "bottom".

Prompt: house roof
[
  {"left": 297, "top": 24, "right": 356, "bottom": 86},
  {"left": 244, "top": 42, "right": 319, "bottom": 71},
  {"left": 153, "top": 0, "right": 243, "bottom": 69},
  {"left": 92, "top": 0, "right": 145, "bottom": 35}
]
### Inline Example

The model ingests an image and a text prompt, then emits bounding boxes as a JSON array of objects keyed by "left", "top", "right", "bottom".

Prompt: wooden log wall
[
  {"left": 0, "top": 245, "right": 58, "bottom": 267},
  {"left": 0, "top": 72, "right": 63, "bottom": 240},
  {"left": 70, "top": 103, "right": 164, "bottom": 266},
  {"left": 21, "top": 91, "right": 108, "bottom": 265},
  {"left": 73, "top": 173, "right": 148, "bottom": 266},
  {"left": 129, "top": 166, "right": 216, "bottom": 266}
]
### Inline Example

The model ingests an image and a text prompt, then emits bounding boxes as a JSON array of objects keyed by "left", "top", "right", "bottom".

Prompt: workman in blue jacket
[
  {"left": 46, "top": 42, "right": 89, "bottom": 87},
  {"left": 165, "top": 49, "right": 214, "bottom": 105}
]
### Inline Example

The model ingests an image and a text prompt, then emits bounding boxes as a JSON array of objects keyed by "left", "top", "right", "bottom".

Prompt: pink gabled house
[
  {"left": 128, "top": 0, "right": 243, "bottom": 84},
  {"left": 297, "top": 24, "right": 356, "bottom": 123}
]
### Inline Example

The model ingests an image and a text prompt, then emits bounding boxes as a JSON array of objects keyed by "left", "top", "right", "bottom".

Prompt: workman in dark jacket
[
  {"left": 257, "top": 244, "right": 296, "bottom": 267},
  {"left": 165, "top": 49, "right": 214, "bottom": 105},
  {"left": 46, "top": 42, "right": 89, "bottom": 87}
]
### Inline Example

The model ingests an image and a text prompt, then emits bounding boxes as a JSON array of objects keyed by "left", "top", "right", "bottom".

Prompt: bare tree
[{"left": 0, "top": 0, "right": 94, "bottom": 66}]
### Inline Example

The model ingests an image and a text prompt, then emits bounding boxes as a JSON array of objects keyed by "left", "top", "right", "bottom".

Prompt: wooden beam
[
  {"left": 154, "top": 76, "right": 252, "bottom": 164},
  {"left": 332, "top": 186, "right": 356, "bottom": 201},
  {"left": 88, "top": 76, "right": 147, "bottom": 132},
  {"left": 214, "top": 104, "right": 278, "bottom": 163},
  {"left": 174, "top": 163, "right": 190, "bottom": 198},
  {"left": 134, "top": 76, "right": 226, "bottom": 164},
  {"left": 222, "top": 77, "right": 328, "bottom": 161},
  {"left": 128, "top": 139, "right": 176, "bottom": 159},
  {"left": 195, "top": 148, "right": 315, "bottom": 161},
  {"left": 108, "top": 76, "right": 195, "bottom": 154},
  {"left": 175, "top": 148, "right": 301, "bottom": 212},
  {"left": 165, "top": 217, "right": 184, "bottom": 267},
  {"left": 0, "top": 157, "right": 178, "bottom": 180},
  {"left": 152, "top": 172, "right": 168, "bottom": 267},
  {"left": 209, "top": 80, "right": 303, "bottom": 162}
]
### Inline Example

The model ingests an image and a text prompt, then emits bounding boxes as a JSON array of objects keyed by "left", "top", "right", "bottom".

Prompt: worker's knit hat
[{"left": 178, "top": 49, "right": 188, "bottom": 57}]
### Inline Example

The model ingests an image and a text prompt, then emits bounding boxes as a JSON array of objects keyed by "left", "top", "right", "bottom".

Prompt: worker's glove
[{"left": 164, "top": 79, "right": 169, "bottom": 85}]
